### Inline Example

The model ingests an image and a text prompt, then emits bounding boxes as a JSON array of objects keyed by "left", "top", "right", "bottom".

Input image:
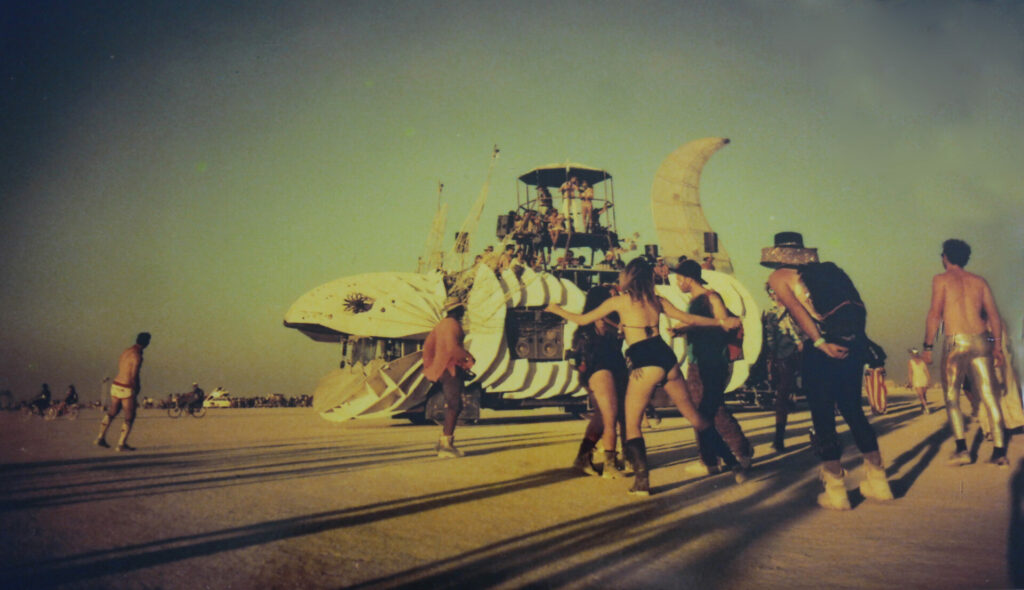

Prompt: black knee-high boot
[
  {"left": 698, "top": 426, "right": 738, "bottom": 467},
  {"left": 624, "top": 438, "right": 650, "bottom": 496}
]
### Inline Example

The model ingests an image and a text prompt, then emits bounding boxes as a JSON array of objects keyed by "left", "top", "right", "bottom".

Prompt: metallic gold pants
[{"left": 942, "top": 333, "right": 1004, "bottom": 448}]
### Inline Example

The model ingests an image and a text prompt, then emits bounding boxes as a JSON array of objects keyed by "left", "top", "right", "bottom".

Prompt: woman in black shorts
[
  {"left": 548, "top": 258, "right": 741, "bottom": 496},
  {"left": 569, "top": 285, "right": 629, "bottom": 478}
]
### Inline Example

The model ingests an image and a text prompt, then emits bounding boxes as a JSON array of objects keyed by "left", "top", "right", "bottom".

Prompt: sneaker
[
  {"left": 115, "top": 444, "right": 136, "bottom": 452},
  {"left": 990, "top": 455, "right": 1010, "bottom": 468},
  {"left": 95, "top": 439, "right": 110, "bottom": 448},
  {"left": 947, "top": 450, "right": 971, "bottom": 466}
]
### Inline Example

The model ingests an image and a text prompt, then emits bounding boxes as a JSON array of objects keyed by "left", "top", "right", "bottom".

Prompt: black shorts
[{"left": 625, "top": 337, "right": 678, "bottom": 374}]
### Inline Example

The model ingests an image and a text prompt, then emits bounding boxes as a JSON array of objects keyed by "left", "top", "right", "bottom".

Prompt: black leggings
[{"left": 802, "top": 345, "right": 878, "bottom": 462}]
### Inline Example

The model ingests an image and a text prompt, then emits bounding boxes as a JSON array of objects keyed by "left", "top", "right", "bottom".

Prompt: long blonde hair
[{"left": 620, "top": 258, "right": 658, "bottom": 307}]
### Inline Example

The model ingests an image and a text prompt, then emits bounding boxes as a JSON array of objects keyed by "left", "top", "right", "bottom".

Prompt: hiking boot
[
  {"left": 95, "top": 438, "right": 110, "bottom": 448},
  {"left": 572, "top": 449, "right": 599, "bottom": 476},
  {"left": 436, "top": 435, "right": 464, "bottom": 458},
  {"left": 115, "top": 444, "right": 136, "bottom": 452},
  {"left": 817, "top": 467, "right": 851, "bottom": 510},
  {"left": 602, "top": 450, "right": 624, "bottom": 479},
  {"left": 947, "top": 449, "right": 971, "bottom": 466},
  {"left": 624, "top": 439, "right": 650, "bottom": 497},
  {"left": 859, "top": 461, "right": 894, "bottom": 501}
]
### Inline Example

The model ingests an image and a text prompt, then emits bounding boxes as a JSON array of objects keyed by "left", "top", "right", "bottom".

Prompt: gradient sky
[{"left": 2, "top": 1, "right": 1022, "bottom": 403}]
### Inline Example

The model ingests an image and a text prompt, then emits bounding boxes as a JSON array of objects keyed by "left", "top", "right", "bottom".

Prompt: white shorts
[{"left": 110, "top": 383, "right": 134, "bottom": 400}]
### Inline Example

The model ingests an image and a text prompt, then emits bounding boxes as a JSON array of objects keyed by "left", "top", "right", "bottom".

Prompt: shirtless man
[
  {"left": 96, "top": 332, "right": 151, "bottom": 451},
  {"left": 922, "top": 239, "right": 1008, "bottom": 467}
]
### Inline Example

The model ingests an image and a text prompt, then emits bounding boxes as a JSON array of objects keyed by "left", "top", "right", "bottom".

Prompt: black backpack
[{"left": 798, "top": 262, "right": 866, "bottom": 346}]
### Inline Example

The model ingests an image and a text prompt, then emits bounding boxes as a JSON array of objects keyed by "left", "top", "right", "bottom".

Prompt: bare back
[
  {"left": 114, "top": 345, "right": 143, "bottom": 391},
  {"left": 613, "top": 294, "right": 663, "bottom": 345},
  {"left": 929, "top": 268, "right": 998, "bottom": 336}
]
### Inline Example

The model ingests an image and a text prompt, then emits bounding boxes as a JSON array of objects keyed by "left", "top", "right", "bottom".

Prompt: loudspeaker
[{"left": 704, "top": 231, "right": 718, "bottom": 254}]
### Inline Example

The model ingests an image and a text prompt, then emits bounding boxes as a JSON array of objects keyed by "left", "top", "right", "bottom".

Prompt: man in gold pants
[{"left": 923, "top": 239, "right": 1008, "bottom": 467}]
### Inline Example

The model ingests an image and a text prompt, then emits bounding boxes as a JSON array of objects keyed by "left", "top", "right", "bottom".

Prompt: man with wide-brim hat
[
  {"left": 762, "top": 232, "right": 893, "bottom": 510},
  {"left": 760, "top": 231, "right": 819, "bottom": 268}
]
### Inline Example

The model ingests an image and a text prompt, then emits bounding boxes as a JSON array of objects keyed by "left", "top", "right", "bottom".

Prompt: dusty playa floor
[{"left": 1, "top": 388, "right": 1022, "bottom": 589}]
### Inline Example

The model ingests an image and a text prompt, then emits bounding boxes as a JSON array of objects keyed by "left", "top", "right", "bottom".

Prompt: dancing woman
[
  {"left": 547, "top": 258, "right": 741, "bottom": 496},
  {"left": 569, "top": 285, "right": 628, "bottom": 478}
]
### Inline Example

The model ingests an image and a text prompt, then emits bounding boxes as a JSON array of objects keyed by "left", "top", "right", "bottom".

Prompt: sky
[{"left": 2, "top": 0, "right": 1022, "bottom": 403}]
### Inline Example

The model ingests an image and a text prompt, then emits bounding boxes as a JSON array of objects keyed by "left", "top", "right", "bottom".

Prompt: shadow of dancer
[{"left": 1010, "top": 457, "right": 1024, "bottom": 587}]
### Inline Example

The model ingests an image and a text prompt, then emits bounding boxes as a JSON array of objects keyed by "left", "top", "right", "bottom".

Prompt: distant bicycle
[
  {"left": 45, "top": 403, "right": 80, "bottom": 421},
  {"left": 168, "top": 400, "right": 206, "bottom": 418}
]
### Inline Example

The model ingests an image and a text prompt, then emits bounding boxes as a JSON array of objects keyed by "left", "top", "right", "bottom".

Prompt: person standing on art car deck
[
  {"left": 761, "top": 232, "right": 893, "bottom": 510},
  {"left": 422, "top": 297, "right": 476, "bottom": 458}
]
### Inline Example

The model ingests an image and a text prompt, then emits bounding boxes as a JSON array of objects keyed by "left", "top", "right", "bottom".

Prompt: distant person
[
  {"left": 579, "top": 179, "right": 595, "bottom": 232},
  {"left": 907, "top": 348, "right": 931, "bottom": 413},
  {"left": 764, "top": 283, "right": 804, "bottom": 452},
  {"left": 536, "top": 186, "right": 554, "bottom": 217},
  {"left": 188, "top": 382, "right": 205, "bottom": 411},
  {"left": 701, "top": 255, "right": 716, "bottom": 271},
  {"left": 568, "top": 286, "right": 628, "bottom": 478},
  {"left": 671, "top": 259, "right": 752, "bottom": 478},
  {"left": 422, "top": 299, "right": 475, "bottom": 458},
  {"left": 31, "top": 383, "right": 52, "bottom": 415},
  {"left": 547, "top": 258, "right": 742, "bottom": 496},
  {"left": 54, "top": 384, "right": 79, "bottom": 416},
  {"left": 96, "top": 332, "right": 151, "bottom": 451},
  {"left": 762, "top": 232, "right": 893, "bottom": 509},
  {"left": 653, "top": 257, "right": 670, "bottom": 285},
  {"left": 922, "top": 238, "right": 1008, "bottom": 467},
  {"left": 559, "top": 176, "right": 579, "bottom": 231}
]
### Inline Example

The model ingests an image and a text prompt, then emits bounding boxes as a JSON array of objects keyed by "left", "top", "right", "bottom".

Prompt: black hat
[
  {"left": 760, "top": 232, "right": 819, "bottom": 268},
  {"left": 671, "top": 259, "right": 707, "bottom": 284}
]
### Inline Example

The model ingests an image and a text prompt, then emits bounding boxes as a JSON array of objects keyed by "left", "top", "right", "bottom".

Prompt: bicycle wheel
[
  {"left": 167, "top": 406, "right": 183, "bottom": 419},
  {"left": 44, "top": 406, "right": 57, "bottom": 421},
  {"left": 190, "top": 405, "right": 206, "bottom": 418},
  {"left": 68, "top": 406, "right": 80, "bottom": 420}
]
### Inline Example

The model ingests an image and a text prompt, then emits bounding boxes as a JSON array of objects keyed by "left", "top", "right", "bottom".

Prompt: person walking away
[
  {"left": 422, "top": 298, "right": 475, "bottom": 458},
  {"left": 922, "top": 239, "right": 1009, "bottom": 467},
  {"left": 764, "top": 284, "right": 803, "bottom": 451},
  {"left": 762, "top": 232, "right": 893, "bottom": 510},
  {"left": 547, "top": 258, "right": 742, "bottom": 496},
  {"left": 907, "top": 348, "right": 931, "bottom": 413},
  {"left": 568, "top": 285, "right": 629, "bottom": 478},
  {"left": 96, "top": 332, "right": 151, "bottom": 451},
  {"left": 671, "top": 259, "right": 753, "bottom": 476}
]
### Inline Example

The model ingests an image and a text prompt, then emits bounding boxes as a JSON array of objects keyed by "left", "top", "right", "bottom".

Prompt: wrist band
[
  {"left": 813, "top": 337, "right": 825, "bottom": 348},
  {"left": 923, "top": 343, "right": 933, "bottom": 351}
]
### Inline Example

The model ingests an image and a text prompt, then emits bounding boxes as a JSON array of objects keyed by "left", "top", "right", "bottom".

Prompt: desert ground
[{"left": 1, "top": 386, "right": 1022, "bottom": 590}]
